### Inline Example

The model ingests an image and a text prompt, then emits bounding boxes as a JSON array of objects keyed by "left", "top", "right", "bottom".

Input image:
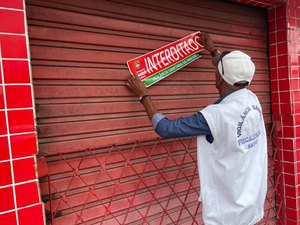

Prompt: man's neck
[{"left": 219, "top": 82, "right": 245, "bottom": 98}]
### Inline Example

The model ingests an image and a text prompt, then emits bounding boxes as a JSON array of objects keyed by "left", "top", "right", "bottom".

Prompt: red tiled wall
[
  {"left": 0, "top": 0, "right": 45, "bottom": 225},
  {"left": 234, "top": 0, "right": 300, "bottom": 224},
  {"left": 267, "top": 0, "right": 300, "bottom": 224},
  {"left": 231, "top": 0, "right": 285, "bottom": 8},
  {"left": 230, "top": 0, "right": 300, "bottom": 224}
]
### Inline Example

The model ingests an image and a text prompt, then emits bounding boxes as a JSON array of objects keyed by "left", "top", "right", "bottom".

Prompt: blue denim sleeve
[
  {"left": 151, "top": 113, "right": 166, "bottom": 130},
  {"left": 151, "top": 112, "right": 212, "bottom": 138}
]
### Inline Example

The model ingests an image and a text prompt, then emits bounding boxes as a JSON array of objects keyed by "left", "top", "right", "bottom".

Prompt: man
[{"left": 126, "top": 33, "right": 267, "bottom": 225}]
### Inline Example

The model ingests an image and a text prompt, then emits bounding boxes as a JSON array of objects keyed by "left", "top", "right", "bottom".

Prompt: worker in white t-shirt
[{"left": 126, "top": 33, "right": 267, "bottom": 225}]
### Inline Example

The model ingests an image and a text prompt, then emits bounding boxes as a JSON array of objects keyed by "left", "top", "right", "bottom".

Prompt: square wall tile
[
  {"left": 0, "top": 86, "right": 4, "bottom": 109},
  {"left": 278, "top": 66, "right": 290, "bottom": 79},
  {"left": 0, "top": 161, "right": 12, "bottom": 186},
  {"left": 296, "top": 141, "right": 300, "bottom": 157},
  {"left": 0, "top": 111, "right": 7, "bottom": 135},
  {"left": 286, "top": 219, "right": 297, "bottom": 225},
  {"left": 5, "top": 85, "right": 32, "bottom": 109},
  {"left": 293, "top": 101, "right": 300, "bottom": 115},
  {"left": 296, "top": 173, "right": 300, "bottom": 186},
  {"left": 10, "top": 133, "right": 37, "bottom": 158},
  {"left": 277, "top": 30, "right": 287, "bottom": 43},
  {"left": 288, "top": 30, "right": 299, "bottom": 43},
  {"left": 283, "top": 150, "right": 294, "bottom": 163},
  {"left": 0, "top": 9, "right": 24, "bottom": 34},
  {"left": 3, "top": 60, "right": 30, "bottom": 83},
  {"left": 283, "top": 161, "right": 295, "bottom": 174},
  {"left": 15, "top": 181, "right": 39, "bottom": 208},
  {"left": 279, "top": 91, "right": 291, "bottom": 103},
  {"left": 0, "top": 63, "right": 2, "bottom": 84},
  {"left": 291, "top": 79, "right": 300, "bottom": 90},
  {"left": 18, "top": 204, "right": 44, "bottom": 225},
  {"left": 8, "top": 109, "right": 34, "bottom": 134},
  {"left": 291, "top": 54, "right": 300, "bottom": 65},
  {"left": 0, "top": 186, "right": 15, "bottom": 212},
  {"left": 291, "top": 90, "right": 300, "bottom": 104},
  {"left": 271, "top": 102, "right": 280, "bottom": 115},
  {"left": 282, "top": 139, "right": 295, "bottom": 151},
  {"left": 269, "top": 56, "right": 277, "bottom": 69},
  {"left": 0, "top": 136, "right": 10, "bottom": 161},
  {"left": 269, "top": 20, "right": 276, "bottom": 33},
  {"left": 297, "top": 18, "right": 300, "bottom": 28},
  {"left": 277, "top": 42, "right": 288, "bottom": 55},
  {"left": 297, "top": 161, "right": 300, "bottom": 174},
  {"left": 276, "top": 5, "right": 287, "bottom": 20},
  {"left": 271, "top": 92, "right": 279, "bottom": 104},
  {"left": 285, "top": 185, "right": 297, "bottom": 198},
  {"left": 278, "top": 54, "right": 289, "bottom": 67},
  {"left": 13, "top": 157, "right": 36, "bottom": 183},
  {"left": 284, "top": 174, "right": 297, "bottom": 186},
  {"left": 269, "top": 32, "right": 277, "bottom": 46},
  {"left": 291, "top": 68, "right": 299, "bottom": 80},
  {"left": 288, "top": 3, "right": 296, "bottom": 17},
  {"left": 269, "top": 44, "right": 276, "bottom": 58},
  {"left": 286, "top": 208, "right": 297, "bottom": 221},
  {"left": 295, "top": 114, "right": 300, "bottom": 126},
  {"left": 0, "top": 211, "right": 17, "bottom": 225},
  {"left": 0, "top": 0, "right": 24, "bottom": 9},
  {"left": 290, "top": 54, "right": 298, "bottom": 66},
  {"left": 282, "top": 126, "right": 295, "bottom": 137},
  {"left": 280, "top": 103, "right": 292, "bottom": 115},
  {"left": 296, "top": 3, "right": 300, "bottom": 17},
  {"left": 269, "top": 68, "right": 277, "bottom": 80},
  {"left": 278, "top": 79, "right": 290, "bottom": 91},
  {"left": 0, "top": 34, "right": 27, "bottom": 59},
  {"left": 286, "top": 196, "right": 297, "bottom": 209},
  {"left": 271, "top": 79, "right": 279, "bottom": 92},
  {"left": 283, "top": 113, "right": 295, "bottom": 126},
  {"left": 276, "top": 17, "right": 287, "bottom": 32},
  {"left": 268, "top": 8, "right": 275, "bottom": 21}
]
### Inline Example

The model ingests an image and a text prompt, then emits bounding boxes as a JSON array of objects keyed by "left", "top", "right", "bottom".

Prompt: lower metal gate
[{"left": 38, "top": 132, "right": 278, "bottom": 224}]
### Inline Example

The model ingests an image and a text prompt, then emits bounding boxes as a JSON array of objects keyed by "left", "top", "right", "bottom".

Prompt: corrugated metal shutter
[{"left": 26, "top": 0, "right": 275, "bottom": 224}]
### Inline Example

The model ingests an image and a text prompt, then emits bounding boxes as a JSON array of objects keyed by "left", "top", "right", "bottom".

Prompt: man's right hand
[
  {"left": 199, "top": 33, "right": 216, "bottom": 54},
  {"left": 126, "top": 73, "right": 149, "bottom": 98}
]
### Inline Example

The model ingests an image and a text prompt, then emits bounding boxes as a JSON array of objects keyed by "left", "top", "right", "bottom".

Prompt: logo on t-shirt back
[{"left": 236, "top": 105, "right": 262, "bottom": 150}]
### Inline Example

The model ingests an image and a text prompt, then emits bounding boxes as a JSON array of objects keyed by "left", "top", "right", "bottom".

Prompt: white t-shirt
[{"left": 197, "top": 88, "right": 267, "bottom": 225}]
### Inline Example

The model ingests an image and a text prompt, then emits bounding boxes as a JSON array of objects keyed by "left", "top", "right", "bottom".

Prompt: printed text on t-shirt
[{"left": 236, "top": 105, "right": 262, "bottom": 150}]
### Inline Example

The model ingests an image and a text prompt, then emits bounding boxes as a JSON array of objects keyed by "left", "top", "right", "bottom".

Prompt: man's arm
[
  {"left": 126, "top": 73, "right": 157, "bottom": 121},
  {"left": 126, "top": 73, "right": 212, "bottom": 138},
  {"left": 153, "top": 112, "right": 211, "bottom": 138},
  {"left": 200, "top": 33, "right": 221, "bottom": 65},
  {"left": 126, "top": 33, "right": 218, "bottom": 138}
]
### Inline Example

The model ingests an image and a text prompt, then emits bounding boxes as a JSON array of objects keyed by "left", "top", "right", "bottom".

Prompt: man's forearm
[{"left": 140, "top": 96, "right": 158, "bottom": 121}]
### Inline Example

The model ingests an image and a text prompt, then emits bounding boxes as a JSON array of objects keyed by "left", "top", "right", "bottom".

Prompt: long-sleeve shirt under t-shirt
[
  {"left": 151, "top": 90, "right": 239, "bottom": 140},
  {"left": 151, "top": 111, "right": 211, "bottom": 138}
]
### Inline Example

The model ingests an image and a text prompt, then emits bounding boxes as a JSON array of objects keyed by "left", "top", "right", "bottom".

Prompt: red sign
[{"left": 127, "top": 32, "right": 204, "bottom": 87}]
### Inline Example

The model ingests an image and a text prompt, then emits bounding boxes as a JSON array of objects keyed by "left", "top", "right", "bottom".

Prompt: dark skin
[
  {"left": 126, "top": 33, "right": 236, "bottom": 121},
  {"left": 126, "top": 73, "right": 157, "bottom": 120}
]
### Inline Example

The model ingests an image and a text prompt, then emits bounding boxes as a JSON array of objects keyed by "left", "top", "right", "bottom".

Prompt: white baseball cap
[{"left": 216, "top": 50, "right": 255, "bottom": 86}]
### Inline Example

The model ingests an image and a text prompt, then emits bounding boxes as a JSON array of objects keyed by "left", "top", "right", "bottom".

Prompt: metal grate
[{"left": 39, "top": 128, "right": 279, "bottom": 225}]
